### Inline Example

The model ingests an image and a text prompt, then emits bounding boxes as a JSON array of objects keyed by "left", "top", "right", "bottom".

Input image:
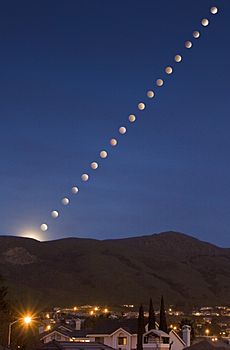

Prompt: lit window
[{"left": 118, "top": 337, "right": 127, "bottom": 345}]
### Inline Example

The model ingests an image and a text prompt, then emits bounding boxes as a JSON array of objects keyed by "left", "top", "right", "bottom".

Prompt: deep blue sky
[{"left": 0, "top": 0, "right": 229, "bottom": 246}]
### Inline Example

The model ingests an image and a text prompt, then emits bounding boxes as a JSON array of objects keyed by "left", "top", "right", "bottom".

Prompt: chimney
[
  {"left": 182, "top": 325, "right": 191, "bottom": 347},
  {"left": 75, "top": 318, "right": 81, "bottom": 330}
]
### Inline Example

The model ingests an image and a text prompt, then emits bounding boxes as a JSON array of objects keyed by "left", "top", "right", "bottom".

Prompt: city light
[
  {"left": 23, "top": 316, "right": 32, "bottom": 325},
  {"left": 205, "top": 329, "right": 210, "bottom": 336}
]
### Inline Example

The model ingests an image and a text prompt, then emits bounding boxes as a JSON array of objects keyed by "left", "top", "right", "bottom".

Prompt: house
[
  {"left": 86, "top": 319, "right": 187, "bottom": 350},
  {"left": 143, "top": 329, "right": 170, "bottom": 350},
  {"left": 40, "top": 318, "right": 189, "bottom": 350},
  {"left": 142, "top": 328, "right": 188, "bottom": 350},
  {"left": 87, "top": 318, "right": 138, "bottom": 350},
  {"left": 40, "top": 324, "right": 89, "bottom": 344},
  {"left": 40, "top": 297, "right": 191, "bottom": 350},
  {"left": 169, "top": 327, "right": 187, "bottom": 350}
]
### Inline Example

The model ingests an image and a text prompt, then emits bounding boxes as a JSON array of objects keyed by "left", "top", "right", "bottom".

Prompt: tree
[
  {"left": 159, "top": 296, "right": 168, "bottom": 333},
  {"left": 148, "top": 298, "right": 156, "bottom": 331},
  {"left": 137, "top": 304, "right": 145, "bottom": 350}
]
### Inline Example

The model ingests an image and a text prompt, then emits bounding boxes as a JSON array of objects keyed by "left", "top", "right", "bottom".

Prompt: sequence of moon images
[{"left": 40, "top": 6, "right": 219, "bottom": 232}]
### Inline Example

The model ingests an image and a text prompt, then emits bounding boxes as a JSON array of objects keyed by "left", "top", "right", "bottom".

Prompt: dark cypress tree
[
  {"left": 159, "top": 296, "right": 168, "bottom": 333},
  {"left": 148, "top": 298, "right": 156, "bottom": 331},
  {"left": 137, "top": 304, "right": 145, "bottom": 350}
]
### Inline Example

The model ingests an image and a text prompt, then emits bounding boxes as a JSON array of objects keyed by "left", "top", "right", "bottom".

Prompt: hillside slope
[{"left": 0, "top": 232, "right": 229, "bottom": 308}]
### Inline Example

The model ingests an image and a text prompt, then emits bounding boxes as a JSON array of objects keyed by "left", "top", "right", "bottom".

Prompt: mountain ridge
[{"left": 0, "top": 231, "right": 229, "bottom": 308}]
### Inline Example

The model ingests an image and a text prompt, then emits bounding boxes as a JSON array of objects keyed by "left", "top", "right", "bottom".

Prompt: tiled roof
[
  {"left": 144, "top": 329, "right": 169, "bottom": 338},
  {"left": 40, "top": 326, "right": 88, "bottom": 339},
  {"left": 37, "top": 341, "right": 115, "bottom": 350},
  {"left": 185, "top": 340, "right": 230, "bottom": 350},
  {"left": 87, "top": 318, "right": 140, "bottom": 335},
  {"left": 41, "top": 318, "right": 141, "bottom": 342}
]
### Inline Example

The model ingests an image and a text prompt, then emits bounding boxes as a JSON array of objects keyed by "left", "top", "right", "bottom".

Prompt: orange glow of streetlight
[
  {"left": 8, "top": 314, "right": 35, "bottom": 347},
  {"left": 205, "top": 329, "right": 210, "bottom": 336},
  {"left": 23, "top": 316, "right": 32, "bottom": 325}
]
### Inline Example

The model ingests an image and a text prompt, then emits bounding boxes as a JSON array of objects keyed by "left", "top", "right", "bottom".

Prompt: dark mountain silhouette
[{"left": 0, "top": 231, "right": 229, "bottom": 308}]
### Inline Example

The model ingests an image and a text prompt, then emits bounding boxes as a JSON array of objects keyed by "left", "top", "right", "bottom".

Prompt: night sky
[{"left": 0, "top": 0, "right": 229, "bottom": 246}]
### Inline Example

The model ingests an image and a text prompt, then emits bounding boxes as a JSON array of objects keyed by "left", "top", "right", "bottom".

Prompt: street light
[
  {"left": 8, "top": 315, "right": 32, "bottom": 347},
  {"left": 24, "top": 316, "right": 32, "bottom": 325},
  {"left": 205, "top": 329, "right": 210, "bottom": 337}
]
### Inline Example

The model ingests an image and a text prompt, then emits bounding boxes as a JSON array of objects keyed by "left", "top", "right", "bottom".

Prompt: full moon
[
  {"left": 51, "top": 210, "right": 59, "bottom": 218},
  {"left": 128, "top": 114, "right": 136, "bottom": 122},
  {"left": 156, "top": 79, "right": 164, "bottom": 87},
  {"left": 71, "top": 186, "right": 79, "bottom": 194},
  {"left": 185, "top": 41, "right": 192, "bottom": 49},
  {"left": 119, "top": 127, "right": 127, "bottom": 134},
  {"left": 201, "top": 18, "right": 209, "bottom": 27},
  {"left": 62, "top": 197, "right": 70, "bottom": 205},
  {"left": 165, "top": 66, "right": 173, "bottom": 74},
  {"left": 147, "top": 91, "right": 154, "bottom": 98},
  {"left": 91, "top": 162, "right": 98, "bottom": 170},
  {"left": 21, "top": 231, "right": 43, "bottom": 241},
  {"left": 110, "top": 138, "right": 118, "bottom": 146},
  {"left": 100, "top": 150, "right": 108, "bottom": 158},
  {"left": 138, "top": 102, "right": 145, "bottom": 110},
  {"left": 210, "top": 7, "right": 218, "bottom": 15},
  {"left": 175, "top": 55, "right": 182, "bottom": 63},
  {"left": 81, "top": 173, "right": 89, "bottom": 181},
  {"left": 40, "top": 224, "right": 48, "bottom": 232}
]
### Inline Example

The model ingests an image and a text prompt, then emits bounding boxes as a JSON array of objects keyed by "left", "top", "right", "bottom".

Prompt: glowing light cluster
[{"left": 40, "top": 5, "right": 219, "bottom": 232}]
